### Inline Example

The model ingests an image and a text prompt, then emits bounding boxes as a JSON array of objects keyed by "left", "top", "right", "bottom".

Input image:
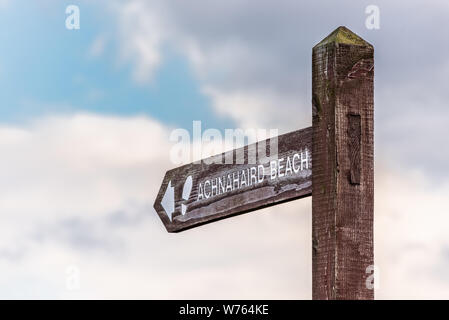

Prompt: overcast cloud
[
  {"left": 1, "top": 0, "right": 449, "bottom": 299},
  {"left": 115, "top": 0, "right": 449, "bottom": 179}
]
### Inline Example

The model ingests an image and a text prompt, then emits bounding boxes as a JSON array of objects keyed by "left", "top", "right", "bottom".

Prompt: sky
[{"left": 0, "top": 0, "right": 449, "bottom": 299}]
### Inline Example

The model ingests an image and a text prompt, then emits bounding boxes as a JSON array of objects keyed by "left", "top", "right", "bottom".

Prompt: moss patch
[{"left": 314, "top": 26, "right": 372, "bottom": 48}]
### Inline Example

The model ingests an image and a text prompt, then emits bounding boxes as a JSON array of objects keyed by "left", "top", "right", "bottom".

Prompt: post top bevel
[{"left": 313, "top": 26, "right": 372, "bottom": 49}]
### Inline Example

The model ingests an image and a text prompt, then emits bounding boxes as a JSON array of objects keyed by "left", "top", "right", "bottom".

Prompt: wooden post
[{"left": 312, "top": 26, "right": 374, "bottom": 300}]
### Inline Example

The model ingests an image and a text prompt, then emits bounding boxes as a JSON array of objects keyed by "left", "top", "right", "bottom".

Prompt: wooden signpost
[
  {"left": 154, "top": 127, "right": 312, "bottom": 233},
  {"left": 154, "top": 26, "right": 374, "bottom": 300}
]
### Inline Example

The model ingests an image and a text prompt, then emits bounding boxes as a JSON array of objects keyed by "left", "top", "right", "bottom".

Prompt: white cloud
[
  {"left": 0, "top": 113, "right": 312, "bottom": 299},
  {"left": 115, "top": 0, "right": 168, "bottom": 83},
  {"left": 0, "top": 114, "right": 169, "bottom": 219},
  {"left": 112, "top": 0, "right": 312, "bottom": 131},
  {"left": 88, "top": 35, "right": 108, "bottom": 58},
  {"left": 203, "top": 86, "right": 310, "bottom": 131},
  {"left": 375, "top": 164, "right": 449, "bottom": 299},
  {"left": 2, "top": 0, "right": 449, "bottom": 299},
  {"left": 110, "top": 0, "right": 449, "bottom": 181},
  {"left": 1, "top": 114, "right": 449, "bottom": 298}
]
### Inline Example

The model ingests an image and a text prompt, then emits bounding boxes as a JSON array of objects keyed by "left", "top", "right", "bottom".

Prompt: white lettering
[
  {"left": 204, "top": 180, "right": 211, "bottom": 198},
  {"left": 270, "top": 160, "right": 277, "bottom": 180},
  {"left": 301, "top": 149, "right": 309, "bottom": 170},
  {"left": 293, "top": 153, "right": 300, "bottom": 173},
  {"left": 258, "top": 165, "right": 265, "bottom": 183},
  {"left": 232, "top": 171, "right": 240, "bottom": 190},
  {"left": 278, "top": 158, "right": 285, "bottom": 178},
  {"left": 197, "top": 183, "right": 204, "bottom": 201},
  {"left": 285, "top": 156, "right": 293, "bottom": 176}
]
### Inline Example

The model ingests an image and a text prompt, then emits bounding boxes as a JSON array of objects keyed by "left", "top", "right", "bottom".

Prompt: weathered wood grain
[
  {"left": 154, "top": 127, "right": 313, "bottom": 233},
  {"left": 348, "top": 113, "right": 362, "bottom": 185},
  {"left": 312, "top": 26, "right": 374, "bottom": 300}
]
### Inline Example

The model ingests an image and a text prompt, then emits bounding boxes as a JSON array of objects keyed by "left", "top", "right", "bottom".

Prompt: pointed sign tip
[{"left": 161, "top": 180, "right": 174, "bottom": 221}]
